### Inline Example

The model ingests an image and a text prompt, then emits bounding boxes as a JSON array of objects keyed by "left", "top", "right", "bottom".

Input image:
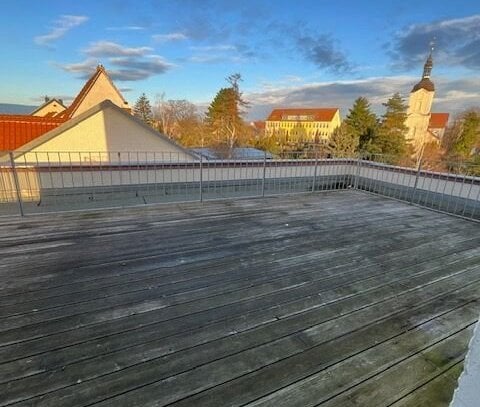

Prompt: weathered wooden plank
[
  {"left": 0, "top": 192, "right": 478, "bottom": 407},
  {"left": 319, "top": 328, "right": 472, "bottom": 407},
  {"left": 388, "top": 362, "right": 464, "bottom": 407},
  {"left": 15, "top": 274, "right": 480, "bottom": 407},
  {"left": 0, "top": 244, "right": 478, "bottom": 400},
  {"left": 1, "top": 233, "right": 478, "bottom": 353},
  {"left": 1, "top": 221, "right": 477, "bottom": 331},
  {"left": 1, "top": 244, "right": 479, "bottom": 387},
  {"left": 0, "top": 194, "right": 386, "bottom": 264},
  {"left": 2, "top": 245, "right": 478, "bottom": 388},
  {"left": 0, "top": 209, "right": 458, "bottom": 303},
  {"left": 246, "top": 305, "right": 477, "bottom": 407},
  {"left": 0, "top": 206, "right": 425, "bottom": 295},
  {"left": 0, "top": 206, "right": 475, "bottom": 307},
  {"left": 156, "top": 294, "right": 479, "bottom": 407},
  {"left": 0, "top": 199, "right": 423, "bottom": 283}
]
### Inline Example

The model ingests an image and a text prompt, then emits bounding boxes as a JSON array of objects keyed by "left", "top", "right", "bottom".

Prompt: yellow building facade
[
  {"left": 265, "top": 108, "right": 341, "bottom": 146},
  {"left": 405, "top": 52, "right": 441, "bottom": 154}
]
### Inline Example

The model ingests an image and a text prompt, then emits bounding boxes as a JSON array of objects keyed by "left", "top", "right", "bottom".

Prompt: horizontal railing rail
[{"left": 0, "top": 150, "right": 478, "bottom": 221}]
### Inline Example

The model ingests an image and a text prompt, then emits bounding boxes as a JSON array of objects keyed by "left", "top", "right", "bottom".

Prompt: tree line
[
  {"left": 132, "top": 75, "right": 480, "bottom": 172},
  {"left": 132, "top": 74, "right": 256, "bottom": 158},
  {"left": 327, "top": 96, "right": 480, "bottom": 174}
]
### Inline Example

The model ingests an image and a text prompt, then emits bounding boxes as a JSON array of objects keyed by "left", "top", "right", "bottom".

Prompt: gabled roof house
[{"left": 0, "top": 65, "right": 195, "bottom": 161}]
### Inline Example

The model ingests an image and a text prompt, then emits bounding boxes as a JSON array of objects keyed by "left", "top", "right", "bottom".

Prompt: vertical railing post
[
  {"left": 353, "top": 154, "right": 362, "bottom": 189},
  {"left": 199, "top": 155, "right": 203, "bottom": 202},
  {"left": 410, "top": 158, "right": 422, "bottom": 204},
  {"left": 9, "top": 152, "right": 24, "bottom": 217},
  {"left": 261, "top": 151, "right": 267, "bottom": 197},
  {"left": 312, "top": 151, "right": 318, "bottom": 192}
]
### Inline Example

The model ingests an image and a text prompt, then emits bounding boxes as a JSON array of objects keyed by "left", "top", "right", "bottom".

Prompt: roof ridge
[
  {"left": 270, "top": 107, "right": 339, "bottom": 110},
  {"left": 267, "top": 107, "right": 339, "bottom": 122},
  {"left": 58, "top": 65, "right": 128, "bottom": 120},
  {"left": 30, "top": 98, "right": 67, "bottom": 116},
  {"left": 13, "top": 100, "right": 196, "bottom": 159}
]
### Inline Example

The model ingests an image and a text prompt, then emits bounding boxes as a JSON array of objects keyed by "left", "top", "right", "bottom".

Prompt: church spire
[
  {"left": 411, "top": 42, "right": 435, "bottom": 93},
  {"left": 422, "top": 42, "right": 434, "bottom": 79}
]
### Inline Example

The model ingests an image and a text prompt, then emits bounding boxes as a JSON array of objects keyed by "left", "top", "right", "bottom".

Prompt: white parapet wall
[
  {"left": 357, "top": 161, "right": 480, "bottom": 201},
  {"left": 1, "top": 158, "right": 479, "bottom": 217},
  {"left": 450, "top": 317, "right": 480, "bottom": 407},
  {"left": 4, "top": 159, "right": 354, "bottom": 191}
]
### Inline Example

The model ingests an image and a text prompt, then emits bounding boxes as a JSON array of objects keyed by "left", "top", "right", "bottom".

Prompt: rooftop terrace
[{"left": 0, "top": 191, "right": 479, "bottom": 406}]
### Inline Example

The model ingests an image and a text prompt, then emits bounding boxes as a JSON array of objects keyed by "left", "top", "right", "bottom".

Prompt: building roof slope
[
  {"left": 428, "top": 112, "right": 449, "bottom": 129},
  {"left": 412, "top": 78, "right": 435, "bottom": 92},
  {"left": 14, "top": 100, "right": 197, "bottom": 159},
  {"left": 56, "top": 65, "right": 129, "bottom": 120},
  {"left": 267, "top": 108, "right": 339, "bottom": 121},
  {"left": 0, "top": 115, "right": 66, "bottom": 151},
  {"left": 30, "top": 98, "right": 67, "bottom": 116}
]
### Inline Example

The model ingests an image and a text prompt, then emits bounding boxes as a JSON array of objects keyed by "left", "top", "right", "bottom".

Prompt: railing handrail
[{"left": 1, "top": 150, "right": 479, "bottom": 220}]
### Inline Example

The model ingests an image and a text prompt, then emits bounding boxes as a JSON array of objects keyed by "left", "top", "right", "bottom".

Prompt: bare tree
[{"left": 153, "top": 94, "right": 206, "bottom": 146}]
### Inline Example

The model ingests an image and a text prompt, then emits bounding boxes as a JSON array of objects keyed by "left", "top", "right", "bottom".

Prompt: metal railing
[
  {"left": 1, "top": 150, "right": 479, "bottom": 221},
  {"left": 355, "top": 154, "right": 480, "bottom": 221}
]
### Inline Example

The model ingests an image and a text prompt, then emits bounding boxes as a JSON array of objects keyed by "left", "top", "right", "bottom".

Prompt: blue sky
[{"left": 1, "top": 0, "right": 479, "bottom": 119}]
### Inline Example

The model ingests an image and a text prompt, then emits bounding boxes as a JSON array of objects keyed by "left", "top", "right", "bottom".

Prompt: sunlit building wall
[{"left": 265, "top": 108, "right": 341, "bottom": 146}]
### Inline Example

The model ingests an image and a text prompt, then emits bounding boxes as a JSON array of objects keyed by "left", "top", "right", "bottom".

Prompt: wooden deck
[{"left": 0, "top": 190, "right": 479, "bottom": 407}]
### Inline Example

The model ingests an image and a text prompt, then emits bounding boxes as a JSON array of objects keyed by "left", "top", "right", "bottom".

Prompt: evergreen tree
[
  {"left": 133, "top": 93, "right": 153, "bottom": 125},
  {"left": 205, "top": 73, "right": 248, "bottom": 156},
  {"left": 368, "top": 93, "right": 408, "bottom": 162},
  {"left": 344, "top": 97, "right": 378, "bottom": 153},
  {"left": 326, "top": 122, "right": 359, "bottom": 158}
]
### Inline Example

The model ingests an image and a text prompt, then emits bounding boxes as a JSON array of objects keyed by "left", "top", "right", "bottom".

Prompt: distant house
[
  {"left": 265, "top": 108, "right": 341, "bottom": 146},
  {"left": 0, "top": 65, "right": 194, "bottom": 161},
  {"left": 428, "top": 112, "right": 449, "bottom": 140},
  {"left": 250, "top": 121, "right": 266, "bottom": 131},
  {"left": 30, "top": 97, "right": 67, "bottom": 117},
  {"left": 17, "top": 100, "right": 196, "bottom": 164}
]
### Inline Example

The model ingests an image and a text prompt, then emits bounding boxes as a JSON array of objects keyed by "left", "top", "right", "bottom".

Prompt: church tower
[{"left": 405, "top": 49, "right": 435, "bottom": 153}]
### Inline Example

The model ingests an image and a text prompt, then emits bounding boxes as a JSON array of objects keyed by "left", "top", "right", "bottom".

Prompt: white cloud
[
  {"left": 84, "top": 41, "right": 153, "bottom": 57},
  {"left": 187, "top": 44, "right": 248, "bottom": 64},
  {"left": 390, "top": 14, "right": 480, "bottom": 70},
  {"left": 152, "top": 32, "right": 188, "bottom": 42},
  {"left": 54, "top": 58, "right": 98, "bottom": 76},
  {"left": 31, "top": 94, "right": 74, "bottom": 103},
  {"left": 106, "top": 26, "right": 146, "bottom": 31},
  {"left": 58, "top": 40, "right": 175, "bottom": 81},
  {"left": 56, "top": 54, "right": 174, "bottom": 82},
  {"left": 35, "top": 15, "right": 89, "bottom": 46},
  {"left": 190, "top": 44, "right": 237, "bottom": 52}
]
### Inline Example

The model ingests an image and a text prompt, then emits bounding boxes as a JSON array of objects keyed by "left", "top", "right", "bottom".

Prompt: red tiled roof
[
  {"left": 252, "top": 120, "right": 265, "bottom": 130},
  {"left": 267, "top": 108, "right": 339, "bottom": 122},
  {"left": 428, "top": 113, "right": 449, "bottom": 129},
  {"left": 0, "top": 115, "right": 65, "bottom": 151}
]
